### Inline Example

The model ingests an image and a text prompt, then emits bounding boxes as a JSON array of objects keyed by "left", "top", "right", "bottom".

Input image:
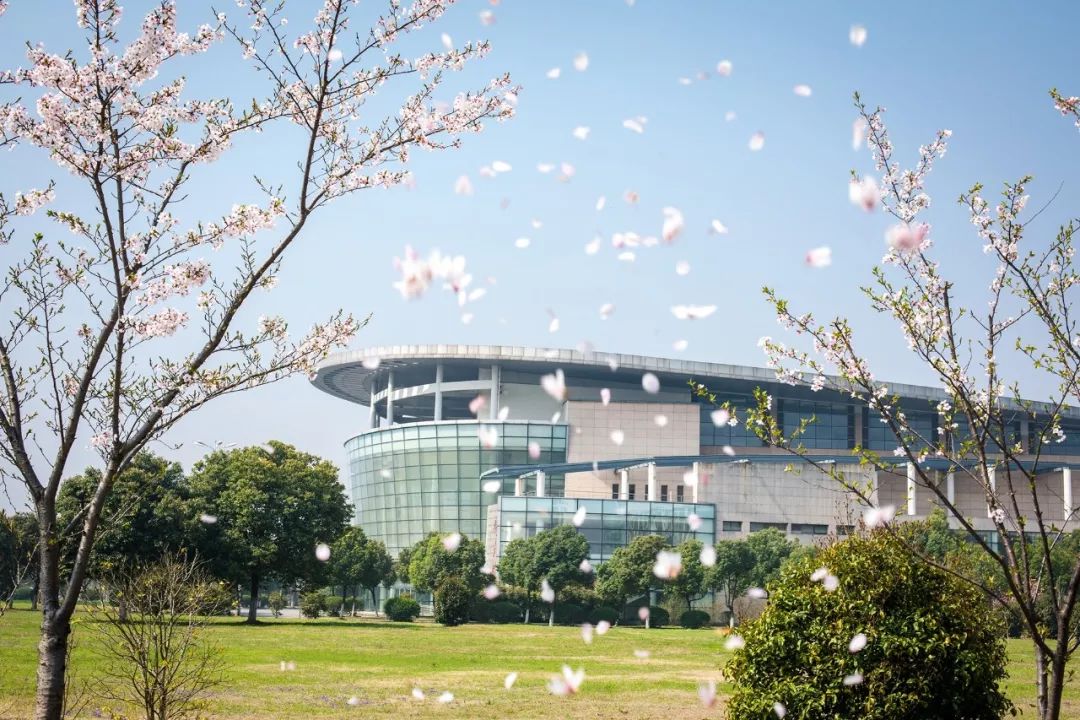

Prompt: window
[
  {"left": 660, "top": 485, "right": 669, "bottom": 502},
  {"left": 865, "top": 407, "right": 937, "bottom": 451},
  {"left": 836, "top": 525, "right": 854, "bottom": 536},
  {"left": 676, "top": 485, "right": 685, "bottom": 502},
  {"left": 779, "top": 399, "right": 854, "bottom": 449},
  {"left": 611, "top": 483, "right": 619, "bottom": 499},
  {"left": 628, "top": 484, "right": 636, "bottom": 501},
  {"left": 749, "top": 521, "right": 788, "bottom": 533},
  {"left": 722, "top": 520, "right": 743, "bottom": 532},
  {"left": 790, "top": 523, "right": 829, "bottom": 535}
]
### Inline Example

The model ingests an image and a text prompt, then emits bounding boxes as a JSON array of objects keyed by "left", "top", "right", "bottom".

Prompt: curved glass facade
[{"left": 345, "top": 420, "right": 568, "bottom": 555}]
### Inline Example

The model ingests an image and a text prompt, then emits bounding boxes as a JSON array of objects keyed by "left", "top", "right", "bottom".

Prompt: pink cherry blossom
[
  {"left": 774, "top": 702, "right": 788, "bottom": 718},
  {"left": 548, "top": 665, "right": 585, "bottom": 696},
  {"left": 716, "top": 60, "right": 733, "bottom": 76},
  {"left": 661, "top": 207, "right": 684, "bottom": 243},
  {"left": 483, "top": 584, "right": 501, "bottom": 600},
  {"left": 849, "top": 177, "right": 879, "bottom": 211},
  {"left": 885, "top": 222, "right": 931, "bottom": 252},
  {"left": 581, "top": 623, "right": 594, "bottom": 644},
  {"left": 852, "top": 117, "right": 869, "bottom": 150},
  {"left": 454, "top": 175, "right": 474, "bottom": 195},
  {"left": 579, "top": 558, "right": 593, "bottom": 574},
  {"left": 642, "top": 372, "right": 660, "bottom": 393},
  {"left": 699, "top": 680, "right": 718, "bottom": 708},
  {"left": 469, "top": 395, "right": 487, "bottom": 415},
  {"left": 637, "top": 606, "right": 650, "bottom": 622},
  {"left": 848, "top": 632, "right": 868, "bottom": 653},
  {"left": 864, "top": 504, "right": 896, "bottom": 528},
  {"left": 805, "top": 247, "right": 832, "bottom": 268},
  {"left": 687, "top": 512, "right": 702, "bottom": 530},
  {"left": 528, "top": 441, "right": 541, "bottom": 459}
]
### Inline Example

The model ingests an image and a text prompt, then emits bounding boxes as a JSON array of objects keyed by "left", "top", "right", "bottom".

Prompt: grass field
[{"left": 1, "top": 605, "right": 1078, "bottom": 719}]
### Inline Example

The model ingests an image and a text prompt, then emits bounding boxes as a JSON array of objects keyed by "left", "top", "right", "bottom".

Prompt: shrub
[
  {"left": 647, "top": 605, "right": 669, "bottom": 628},
  {"left": 325, "top": 595, "right": 344, "bottom": 617},
  {"left": 558, "top": 583, "right": 598, "bottom": 611},
  {"left": 470, "top": 599, "right": 521, "bottom": 624},
  {"left": 680, "top": 609, "right": 711, "bottom": 629},
  {"left": 588, "top": 606, "right": 620, "bottom": 626},
  {"left": 725, "top": 532, "right": 1013, "bottom": 720},
  {"left": 267, "top": 590, "right": 287, "bottom": 618},
  {"left": 299, "top": 590, "right": 327, "bottom": 619},
  {"left": 434, "top": 577, "right": 471, "bottom": 626},
  {"left": 384, "top": 595, "right": 420, "bottom": 622},
  {"left": 553, "top": 602, "right": 587, "bottom": 625}
]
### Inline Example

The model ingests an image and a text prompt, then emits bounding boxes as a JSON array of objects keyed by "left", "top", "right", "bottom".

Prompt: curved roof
[{"left": 310, "top": 343, "right": 954, "bottom": 407}]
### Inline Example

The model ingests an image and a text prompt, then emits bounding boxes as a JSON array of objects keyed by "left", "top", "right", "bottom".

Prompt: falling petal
[
  {"left": 559, "top": 162, "right": 576, "bottom": 180},
  {"left": 638, "top": 606, "right": 650, "bottom": 622},
  {"left": 675, "top": 260, "right": 691, "bottom": 275},
  {"left": 469, "top": 395, "right": 487, "bottom": 415},
  {"left": 585, "top": 237, "right": 601, "bottom": 255},
  {"left": 528, "top": 441, "right": 541, "bottom": 459},
  {"left": 315, "top": 543, "right": 331, "bottom": 562},
  {"left": 699, "top": 680, "right": 718, "bottom": 708},
  {"left": 671, "top": 305, "right": 717, "bottom": 320},
  {"left": 747, "top": 587, "right": 768, "bottom": 599},
  {"left": 617, "top": 251, "right": 636, "bottom": 262},
  {"left": 610, "top": 429, "right": 625, "bottom": 445},
  {"left": 437, "top": 692, "right": 454, "bottom": 704},
  {"left": 623, "top": 190, "right": 639, "bottom": 204},
  {"left": 346, "top": 696, "right": 360, "bottom": 706},
  {"left": 454, "top": 175, "right": 473, "bottom": 195},
  {"left": 548, "top": 316, "right": 560, "bottom": 333},
  {"left": 852, "top": 117, "right": 869, "bottom": 150},
  {"left": 579, "top": 558, "right": 593, "bottom": 573},
  {"left": 843, "top": 673, "right": 864, "bottom": 686},
  {"left": 849, "top": 24, "right": 867, "bottom": 47},
  {"left": 774, "top": 702, "right": 788, "bottom": 718},
  {"left": 823, "top": 574, "right": 840, "bottom": 592},
  {"left": 498, "top": 406, "right": 511, "bottom": 421},
  {"left": 199, "top": 513, "right": 217, "bottom": 524},
  {"left": 441, "top": 32, "right": 453, "bottom": 51},
  {"left": 599, "top": 303, "right": 615, "bottom": 319},
  {"left": 572, "top": 126, "right": 590, "bottom": 140},
  {"left": 633, "top": 649, "right": 650, "bottom": 659},
  {"left": 492, "top": 160, "right": 512, "bottom": 173},
  {"left": 600, "top": 388, "right": 611, "bottom": 406},
  {"left": 848, "top": 633, "right": 868, "bottom": 653},
  {"left": 673, "top": 339, "right": 689, "bottom": 351},
  {"left": 328, "top": 48, "right": 343, "bottom": 62},
  {"left": 805, "top": 246, "right": 832, "bottom": 268},
  {"left": 642, "top": 372, "right": 660, "bottom": 394},
  {"left": 724, "top": 110, "right": 737, "bottom": 122},
  {"left": 716, "top": 59, "right": 733, "bottom": 76},
  {"left": 581, "top": 623, "right": 594, "bottom": 644},
  {"left": 711, "top": 409, "right": 731, "bottom": 426},
  {"left": 573, "top": 52, "right": 589, "bottom": 71},
  {"left": 849, "top": 176, "right": 879, "bottom": 212},
  {"left": 661, "top": 207, "right": 684, "bottom": 243},
  {"left": 515, "top": 237, "right": 531, "bottom": 249},
  {"left": 654, "top": 414, "right": 668, "bottom": 427},
  {"left": 482, "top": 480, "right": 501, "bottom": 493},
  {"left": 571, "top": 506, "right": 588, "bottom": 527},
  {"left": 479, "top": 9, "right": 495, "bottom": 25},
  {"left": 537, "top": 162, "right": 555, "bottom": 173},
  {"left": 722, "top": 445, "right": 735, "bottom": 456},
  {"left": 595, "top": 195, "right": 606, "bottom": 211},
  {"left": 687, "top": 513, "right": 702, "bottom": 530},
  {"left": 748, "top": 132, "right": 765, "bottom": 151},
  {"left": 700, "top": 545, "right": 716, "bottom": 567},
  {"left": 725, "top": 634, "right": 745, "bottom": 651},
  {"left": 864, "top": 504, "right": 896, "bottom": 528},
  {"left": 412, "top": 688, "right": 425, "bottom": 700},
  {"left": 483, "top": 584, "right": 501, "bottom": 600},
  {"left": 442, "top": 532, "right": 462, "bottom": 552},
  {"left": 546, "top": 67, "right": 561, "bottom": 79},
  {"left": 622, "top": 117, "right": 646, "bottom": 134},
  {"left": 793, "top": 84, "right": 813, "bottom": 97},
  {"left": 361, "top": 357, "right": 381, "bottom": 370},
  {"left": 811, "top": 567, "right": 829, "bottom": 582},
  {"left": 653, "top": 550, "right": 682, "bottom": 579},
  {"left": 541, "top": 578, "right": 555, "bottom": 603},
  {"left": 504, "top": 672, "right": 518, "bottom": 689}
]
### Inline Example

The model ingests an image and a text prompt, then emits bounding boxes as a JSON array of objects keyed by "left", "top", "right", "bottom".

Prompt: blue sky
[{"left": 2, "top": 1, "right": 1079, "bottom": 510}]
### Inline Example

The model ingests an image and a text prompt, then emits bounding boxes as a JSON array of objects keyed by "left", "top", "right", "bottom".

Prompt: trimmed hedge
[
  {"left": 680, "top": 609, "right": 711, "bottom": 629},
  {"left": 472, "top": 600, "right": 522, "bottom": 624},
  {"left": 647, "top": 605, "right": 669, "bottom": 628},
  {"left": 384, "top": 595, "right": 421, "bottom": 622},
  {"left": 588, "top": 606, "right": 620, "bottom": 626},
  {"left": 553, "top": 602, "right": 587, "bottom": 626},
  {"left": 434, "top": 577, "right": 471, "bottom": 626}
]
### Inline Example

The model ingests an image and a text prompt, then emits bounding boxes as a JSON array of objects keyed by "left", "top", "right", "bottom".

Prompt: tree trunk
[
  {"left": 1035, "top": 646, "right": 1049, "bottom": 720},
  {"left": 118, "top": 595, "right": 128, "bottom": 624},
  {"left": 369, "top": 587, "right": 377, "bottom": 616},
  {"left": 34, "top": 611, "right": 69, "bottom": 720},
  {"left": 246, "top": 574, "right": 259, "bottom": 624},
  {"left": 31, "top": 575, "right": 40, "bottom": 611},
  {"left": 1045, "top": 645, "right": 1068, "bottom": 720}
]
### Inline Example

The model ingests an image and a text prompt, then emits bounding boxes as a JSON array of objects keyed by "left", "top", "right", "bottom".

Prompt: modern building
[{"left": 311, "top": 344, "right": 1080, "bottom": 572}]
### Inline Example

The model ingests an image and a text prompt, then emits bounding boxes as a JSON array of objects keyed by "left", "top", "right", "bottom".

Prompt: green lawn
[{"left": 1, "top": 605, "right": 1077, "bottom": 719}]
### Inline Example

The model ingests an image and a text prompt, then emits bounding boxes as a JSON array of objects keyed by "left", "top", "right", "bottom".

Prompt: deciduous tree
[{"left": 531, "top": 525, "right": 589, "bottom": 627}]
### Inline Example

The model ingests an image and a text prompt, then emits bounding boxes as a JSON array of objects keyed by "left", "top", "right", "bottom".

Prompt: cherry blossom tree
[
  {"left": 0, "top": 1, "right": 514, "bottom": 717},
  {"left": 706, "top": 91, "right": 1080, "bottom": 720}
]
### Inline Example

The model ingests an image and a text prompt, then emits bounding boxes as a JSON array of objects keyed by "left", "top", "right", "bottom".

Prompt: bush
[
  {"left": 470, "top": 599, "right": 521, "bottom": 623},
  {"left": 558, "top": 583, "right": 598, "bottom": 611},
  {"left": 588, "top": 606, "right": 620, "bottom": 626},
  {"left": 725, "top": 532, "right": 1013, "bottom": 720},
  {"left": 434, "top": 577, "right": 471, "bottom": 626},
  {"left": 326, "top": 595, "right": 344, "bottom": 617},
  {"left": 384, "top": 595, "right": 421, "bottom": 622},
  {"left": 647, "top": 605, "right": 669, "bottom": 628},
  {"left": 680, "top": 609, "right": 711, "bottom": 629},
  {"left": 553, "top": 602, "right": 587, "bottom": 626},
  {"left": 299, "top": 590, "right": 327, "bottom": 619},
  {"left": 267, "top": 590, "right": 287, "bottom": 618}
]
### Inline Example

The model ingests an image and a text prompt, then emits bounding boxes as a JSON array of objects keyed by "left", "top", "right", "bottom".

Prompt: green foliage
[
  {"left": 267, "top": 591, "right": 287, "bottom": 618},
  {"left": 299, "top": 591, "right": 328, "bottom": 619},
  {"left": 744, "top": 528, "right": 797, "bottom": 587},
  {"left": 408, "top": 532, "right": 486, "bottom": 593},
  {"left": 725, "top": 531, "right": 1013, "bottom": 720},
  {"left": 383, "top": 595, "right": 421, "bottom": 622},
  {"left": 553, "top": 602, "right": 587, "bottom": 625},
  {"left": 680, "top": 609, "right": 711, "bottom": 629},
  {"left": 595, "top": 534, "right": 670, "bottom": 609},
  {"left": 588, "top": 606, "right": 620, "bottom": 625},
  {"left": 646, "top": 605, "right": 669, "bottom": 628},
  {"left": 325, "top": 595, "right": 344, "bottom": 616},
  {"left": 708, "top": 529, "right": 803, "bottom": 624},
  {"left": 557, "top": 582, "right": 597, "bottom": 610},
  {"left": 434, "top": 576, "right": 472, "bottom": 626},
  {"left": 532, "top": 525, "right": 589, "bottom": 595},
  {"left": 187, "top": 441, "right": 350, "bottom": 621},
  {"left": 329, "top": 527, "right": 393, "bottom": 612},
  {"left": 56, "top": 452, "right": 189, "bottom": 578},
  {"left": 498, "top": 536, "right": 539, "bottom": 600},
  {"left": 0, "top": 510, "right": 37, "bottom": 604},
  {"left": 668, "top": 539, "right": 707, "bottom": 607},
  {"left": 471, "top": 600, "right": 522, "bottom": 623}
]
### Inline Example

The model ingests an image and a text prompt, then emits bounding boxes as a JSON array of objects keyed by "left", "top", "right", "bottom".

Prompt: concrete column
[
  {"left": 514, "top": 476, "right": 523, "bottom": 497},
  {"left": 1064, "top": 467, "right": 1073, "bottom": 522},
  {"left": 536, "top": 470, "right": 546, "bottom": 498},
  {"left": 489, "top": 364, "right": 501, "bottom": 420},
  {"left": 691, "top": 462, "right": 700, "bottom": 503},
  {"left": 434, "top": 364, "right": 444, "bottom": 421},
  {"left": 946, "top": 471, "right": 955, "bottom": 505},
  {"left": 368, "top": 397, "right": 377, "bottom": 429},
  {"left": 618, "top": 469, "right": 629, "bottom": 500},
  {"left": 647, "top": 462, "right": 657, "bottom": 502},
  {"left": 906, "top": 462, "right": 917, "bottom": 516},
  {"left": 386, "top": 371, "right": 395, "bottom": 425}
]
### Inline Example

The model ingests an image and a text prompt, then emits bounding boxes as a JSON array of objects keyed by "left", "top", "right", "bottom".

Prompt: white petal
[
  {"left": 315, "top": 543, "right": 331, "bottom": 562},
  {"left": 675, "top": 260, "right": 691, "bottom": 275},
  {"left": 572, "top": 126, "right": 590, "bottom": 140},
  {"left": 642, "top": 372, "right": 660, "bottom": 394},
  {"left": 504, "top": 672, "right": 518, "bottom": 689},
  {"left": 848, "top": 632, "right": 868, "bottom": 653},
  {"left": 541, "top": 578, "right": 555, "bottom": 603},
  {"left": 442, "top": 532, "right": 462, "bottom": 552},
  {"left": 483, "top": 584, "right": 501, "bottom": 600},
  {"left": 572, "top": 506, "right": 587, "bottom": 527},
  {"left": 412, "top": 688, "right": 425, "bottom": 700},
  {"left": 600, "top": 388, "right": 611, "bottom": 406},
  {"left": 610, "top": 429, "right": 625, "bottom": 445},
  {"left": 441, "top": 33, "right": 453, "bottom": 51},
  {"left": 515, "top": 237, "right": 531, "bottom": 249},
  {"left": 774, "top": 702, "right": 787, "bottom": 718},
  {"left": 805, "top": 246, "right": 832, "bottom": 268},
  {"left": 492, "top": 160, "right": 512, "bottom": 173},
  {"left": 849, "top": 24, "right": 867, "bottom": 47},
  {"left": 573, "top": 52, "right": 589, "bottom": 71},
  {"left": 596, "top": 620, "right": 611, "bottom": 635},
  {"left": 748, "top": 132, "right": 765, "bottom": 151},
  {"left": 724, "top": 634, "right": 745, "bottom": 650},
  {"left": 716, "top": 59, "right": 732, "bottom": 76},
  {"left": 482, "top": 480, "right": 501, "bottom": 494},
  {"left": 580, "top": 623, "right": 593, "bottom": 644},
  {"left": 843, "top": 672, "right": 864, "bottom": 686},
  {"left": 546, "top": 67, "right": 561, "bottom": 79},
  {"left": 710, "top": 219, "right": 729, "bottom": 234},
  {"left": 453, "top": 175, "right": 473, "bottom": 195},
  {"left": 437, "top": 691, "right": 454, "bottom": 704},
  {"left": 793, "top": 84, "right": 812, "bottom": 97},
  {"left": 700, "top": 545, "right": 717, "bottom": 567}
]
